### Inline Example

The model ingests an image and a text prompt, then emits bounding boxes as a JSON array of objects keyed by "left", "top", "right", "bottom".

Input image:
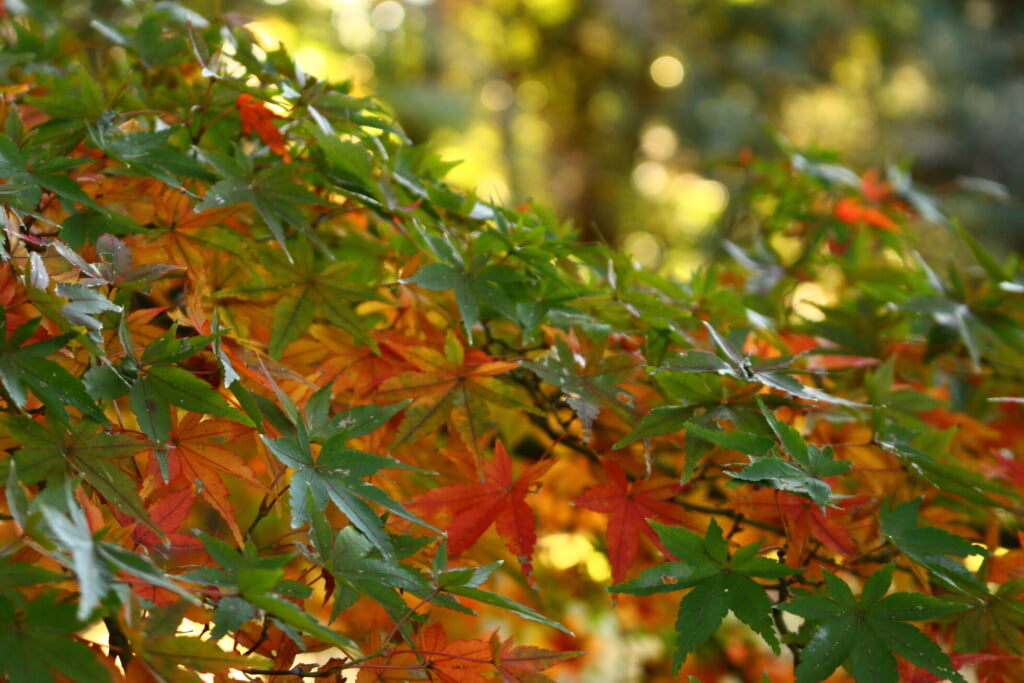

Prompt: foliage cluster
[{"left": 1, "top": 2, "right": 1023, "bottom": 681}]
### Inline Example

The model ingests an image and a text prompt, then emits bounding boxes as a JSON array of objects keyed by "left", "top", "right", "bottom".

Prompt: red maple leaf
[
  {"left": 130, "top": 486, "right": 201, "bottom": 552},
  {"left": 859, "top": 168, "right": 893, "bottom": 202},
  {"left": 573, "top": 458, "right": 689, "bottom": 584},
  {"left": 408, "top": 440, "right": 553, "bottom": 585},
  {"left": 236, "top": 93, "right": 291, "bottom": 162}
]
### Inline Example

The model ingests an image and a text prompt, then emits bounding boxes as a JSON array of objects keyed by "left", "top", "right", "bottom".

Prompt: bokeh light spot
[
  {"left": 585, "top": 551, "right": 612, "bottom": 583},
  {"left": 670, "top": 174, "right": 729, "bottom": 231},
  {"left": 640, "top": 123, "right": 678, "bottom": 160},
  {"left": 650, "top": 55, "right": 685, "bottom": 88},
  {"left": 632, "top": 161, "right": 669, "bottom": 196},
  {"left": 623, "top": 231, "right": 665, "bottom": 270},
  {"left": 370, "top": 1, "right": 405, "bottom": 31},
  {"left": 516, "top": 79, "right": 549, "bottom": 111},
  {"left": 538, "top": 532, "right": 595, "bottom": 571},
  {"left": 480, "top": 79, "right": 515, "bottom": 112}
]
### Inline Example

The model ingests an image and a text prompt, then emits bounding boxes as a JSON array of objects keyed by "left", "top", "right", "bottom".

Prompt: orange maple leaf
[
  {"left": 408, "top": 440, "right": 554, "bottom": 585},
  {"left": 416, "top": 623, "right": 492, "bottom": 683},
  {"left": 147, "top": 412, "right": 264, "bottom": 545},
  {"left": 116, "top": 184, "right": 247, "bottom": 293},
  {"left": 781, "top": 333, "right": 881, "bottom": 371},
  {"left": 774, "top": 491, "right": 863, "bottom": 565},
  {"left": 489, "top": 631, "right": 581, "bottom": 682},
  {"left": 859, "top": 168, "right": 893, "bottom": 202},
  {"left": 375, "top": 332, "right": 536, "bottom": 463},
  {"left": 236, "top": 93, "right": 292, "bottom": 162},
  {"left": 357, "top": 623, "right": 491, "bottom": 683},
  {"left": 987, "top": 530, "right": 1024, "bottom": 583},
  {"left": 737, "top": 489, "right": 867, "bottom": 571},
  {"left": 573, "top": 458, "right": 689, "bottom": 584},
  {"left": 834, "top": 196, "right": 900, "bottom": 232}
]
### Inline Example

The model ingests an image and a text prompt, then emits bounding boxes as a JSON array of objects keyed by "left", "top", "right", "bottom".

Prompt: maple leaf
[
  {"left": 213, "top": 235, "right": 379, "bottom": 355},
  {"left": 611, "top": 518, "right": 799, "bottom": 673},
  {"left": 142, "top": 184, "right": 248, "bottom": 273},
  {"left": 376, "top": 331, "right": 539, "bottom": 460},
  {"left": 0, "top": 591, "right": 117, "bottom": 683},
  {"left": 899, "top": 653, "right": 1023, "bottom": 683},
  {"left": 738, "top": 489, "right": 863, "bottom": 568},
  {"left": 236, "top": 93, "right": 291, "bottom": 162},
  {"left": 489, "top": 631, "right": 581, "bottom": 682},
  {"left": 356, "top": 622, "right": 491, "bottom": 683},
  {"left": 430, "top": 542, "right": 574, "bottom": 633},
  {"left": 147, "top": 412, "right": 263, "bottom": 546},
  {"left": 130, "top": 486, "right": 202, "bottom": 552},
  {"left": 782, "top": 563, "right": 967, "bottom": 683},
  {"left": 880, "top": 498, "right": 988, "bottom": 592},
  {"left": 573, "top": 458, "right": 688, "bottom": 584},
  {"left": 416, "top": 622, "right": 491, "bottom": 683},
  {"left": 522, "top": 332, "right": 641, "bottom": 441},
  {"left": 986, "top": 530, "right": 1024, "bottom": 583},
  {"left": 409, "top": 440, "right": 553, "bottom": 584},
  {"left": 2, "top": 414, "right": 160, "bottom": 537},
  {"left": 949, "top": 574, "right": 1024, "bottom": 658},
  {"left": 834, "top": 196, "right": 900, "bottom": 232},
  {"left": 654, "top": 321, "right": 867, "bottom": 409},
  {"left": 0, "top": 311, "right": 109, "bottom": 426}
]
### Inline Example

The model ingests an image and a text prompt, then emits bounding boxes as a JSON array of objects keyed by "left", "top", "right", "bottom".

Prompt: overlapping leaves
[
  {"left": 782, "top": 564, "right": 967, "bottom": 683},
  {"left": 611, "top": 519, "right": 799, "bottom": 673},
  {"left": 0, "top": 1, "right": 1020, "bottom": 681}
]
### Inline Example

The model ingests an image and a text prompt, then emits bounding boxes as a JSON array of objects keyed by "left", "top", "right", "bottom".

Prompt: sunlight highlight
[{"left": 650, "top": 55, "right": 685, "bottom": 88}]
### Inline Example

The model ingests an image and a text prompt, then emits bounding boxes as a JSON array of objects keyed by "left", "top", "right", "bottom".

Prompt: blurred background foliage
[
  {"left": 104, "top": 0, "right": 1023, "bottom": 273},
  {"left": 205, "top": 0, "right": 1024, "bottom": 277}
]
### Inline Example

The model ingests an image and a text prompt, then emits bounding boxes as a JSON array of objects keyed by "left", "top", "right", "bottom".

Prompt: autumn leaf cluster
[{"left": 1, "top": 2, "right": 1023, "bottom": 682}]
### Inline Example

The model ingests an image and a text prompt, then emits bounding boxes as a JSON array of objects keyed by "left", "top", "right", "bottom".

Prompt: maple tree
[{"left": 0, "top": 2, "right": 1023, "bottom": 682}]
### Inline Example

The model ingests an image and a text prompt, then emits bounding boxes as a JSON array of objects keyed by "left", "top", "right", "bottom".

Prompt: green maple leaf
[
  {"left": 309, "top": 521, "right": 436, "bottom": 625},
  {"left": 39, "top": 485, "right": 197, "bottom": 620},
  {"left": 0, "top": 592, "right": 112, "bottom": 683},
  {"left": 875, "top": 424, "right": 1014, "bottom": 507},
  {"left": 0, "top": 312, "right": 108, "bottom": 426},
  {"left": 523, "top": 335, "right": 639, "bottom": 439},
  {"left": 723, "top": 397, "right": 851, "bottom": 508},
  {"left": 610, "top": 518, "right": 799, "bottom": 673},
  {"left": 0, "top": 132, "right": 104, "bottom": 215},
  {"left": 87, "top": 123, "right": 215, "bottom": 191},
  {"left": 952, "top": 577, "right": 1024, "bottom": 656},
  {"left": 214, "top": 237, "right": 379, "bottom": 357},
  {"left": 197, "top": 149, "right": 329, "bottom": 259},
  {"left": 430, "top": 541, "right": 573, "bottom": 635},
  {"left": 185, "top": 533, "right": 358, "bottom": 652},
  {"left": 879, "top": 498, "right": 988, "bottom": 592},
  {"left": 2, "top": 414, "right": 158, "bottom": 536},
  {"left": 87, "top": 325, "right": 252, "bottom": 444},
  {"left": 782, "top": 563, "right": 967, "bottom": 683},
  {"left": 659, "top": 321, "right": 866, "bottom": 408},
  {"left": 261, "top": 399, "right": 435, "bottom": 562},
  {"left": 409, "top": 259, "right": 523, "bottom": 344}
]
